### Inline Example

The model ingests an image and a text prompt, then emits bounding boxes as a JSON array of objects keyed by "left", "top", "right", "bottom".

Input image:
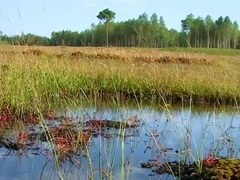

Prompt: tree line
[{"left": 0, "top": 12, "right": 239, "bottom": 49}]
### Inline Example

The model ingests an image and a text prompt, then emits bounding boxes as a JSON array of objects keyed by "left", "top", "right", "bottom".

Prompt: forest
[{"left": 0, "top": 12, "right": 239, "bottom": 49}]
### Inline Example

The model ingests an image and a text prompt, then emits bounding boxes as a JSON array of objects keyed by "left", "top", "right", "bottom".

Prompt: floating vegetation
[
  {"left": 0, "top": 130, "right": 36, "bottom": 151},
  {"left": 40, "top": 126, "right": 90, "bottom": 153},
  {"left": 85, "top": 115, "right": 140, "bottom": 129},
  {"left": 0, "top": 100, "right": 240, "bottom": 179},
  {"left": 203, "top": 158, "right": 240, "bottom": 179},
  {"left": 0, "top": 106, "right": 141, "bottom": 164},
  {"left": 141, "top": 153, "right": 240, "bottom": 179}
]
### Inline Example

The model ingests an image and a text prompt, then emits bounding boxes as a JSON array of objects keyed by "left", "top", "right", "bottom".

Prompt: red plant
[
  {"left": 15, "top": 131, "right": 29, "bottom": 145},
  {"left": 203, "top": 153, "right": 218, "bottom": 166},
  {"left": 23, "top": 113, "right": 38, "bottom": 124},
  {"left": 47, "top": 126, "right": 90, "bottom": 155},
  {"left": 0, "top": 107, "right": 18, "bottom": 124}
]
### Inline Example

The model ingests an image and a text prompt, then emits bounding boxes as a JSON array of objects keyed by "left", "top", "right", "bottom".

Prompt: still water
[{"left": 0, "top": 101, "right": 240, "bottom": 180}]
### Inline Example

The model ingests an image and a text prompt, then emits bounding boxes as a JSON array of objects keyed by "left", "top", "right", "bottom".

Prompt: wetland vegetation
[
  {"left": 0, "top": 45, "right": 240, "bottom": 179},
  {"left": 1, "top": 45, "right": 240, "bottom": 112}
]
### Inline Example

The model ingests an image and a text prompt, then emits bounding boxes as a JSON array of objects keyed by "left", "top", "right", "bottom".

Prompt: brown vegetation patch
[
  {"left": 22, "top": 48, "right": 44, "bottom": 56},
  {"left": 83, "top": 115, "right": 140, "bottom": 138},
  {"left": 40, "top": 126, "right": 90, "bottom": 154},
  {"left": 70, "top": 51, "right": 83, "bottom": 59},
  {"left": 85, "top": 115, "right": 140, "bottom": 129},
  {"left": 68, "top": 49, "right": 211, "bottom": 65}
]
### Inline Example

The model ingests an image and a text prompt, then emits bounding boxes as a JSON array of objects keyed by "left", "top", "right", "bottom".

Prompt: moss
[
  {"left": 202, "top": 158, "right": 240, "bottom": 179},
  {"left": 86, "top": 119, "right": 139, "bottom": 129},
  {"left": 141, "top": 158, "right": 240, "bottom": 179}
]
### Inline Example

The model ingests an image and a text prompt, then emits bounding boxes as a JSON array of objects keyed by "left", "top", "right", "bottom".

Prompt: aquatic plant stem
[{"left": 120, "top": 128, "right": 125, "bottom": 180}]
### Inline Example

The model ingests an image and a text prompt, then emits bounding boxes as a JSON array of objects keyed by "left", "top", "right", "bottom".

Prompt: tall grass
[{"left": 0, "top": 45, "right": 240, "bottom": 116}]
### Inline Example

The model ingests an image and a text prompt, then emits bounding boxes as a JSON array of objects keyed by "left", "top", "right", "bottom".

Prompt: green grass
[{"left": 0, "top": 45, "right": 240, "bottom": 116}]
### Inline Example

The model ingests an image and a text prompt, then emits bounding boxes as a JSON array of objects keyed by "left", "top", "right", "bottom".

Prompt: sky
[{"left": 0, "top": 0, "right": 239, "bottom": 37}]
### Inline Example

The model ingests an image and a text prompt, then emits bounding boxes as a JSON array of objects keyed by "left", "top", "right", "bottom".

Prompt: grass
[
  {"left": 161, "top": 47, "right": 240, "bottom": 55},
  {"left": 0, "top": 45, "right": 240, "bottom": 116},
  {"left": 0, "top": 56, "right": 240, "bottom": 179}
]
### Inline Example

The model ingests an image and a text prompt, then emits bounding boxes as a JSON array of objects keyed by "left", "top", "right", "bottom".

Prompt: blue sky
[{"left": 0, "top": 0, "right": 239, "bottom": 37}]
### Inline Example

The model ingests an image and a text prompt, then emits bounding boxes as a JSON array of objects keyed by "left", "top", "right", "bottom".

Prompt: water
[{"left": 0, "top": 102, "right": 240, "bottom": 179}]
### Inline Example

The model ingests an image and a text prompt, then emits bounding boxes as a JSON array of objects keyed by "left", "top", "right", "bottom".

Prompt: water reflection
[{"left": 0, "top": 101, "right": 240, "bottom": 179}]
